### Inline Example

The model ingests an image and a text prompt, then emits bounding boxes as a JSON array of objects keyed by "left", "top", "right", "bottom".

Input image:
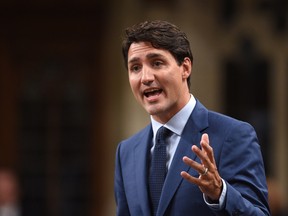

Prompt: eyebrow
[
  {"left": 146, "top": 53, "right": 165, "bottom": 59},
  {"left": 128, "top": 57, "right": 140, "bottom": 65},
  {"left": 128, "top": 52, "right": 166, "bottom": 65}
]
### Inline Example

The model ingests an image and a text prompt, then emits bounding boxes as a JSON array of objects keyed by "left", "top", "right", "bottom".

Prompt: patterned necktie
[{"left": 149, "top": 126, "right": 171, "bottom": 216}]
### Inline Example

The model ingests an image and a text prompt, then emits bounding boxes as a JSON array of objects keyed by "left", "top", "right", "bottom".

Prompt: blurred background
[{"left": 0, "top": 0, "right": 287, "bottom": 215}]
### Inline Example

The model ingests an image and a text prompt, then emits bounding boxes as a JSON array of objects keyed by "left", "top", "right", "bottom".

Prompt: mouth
[{"left": 143, "top": 88, "right": 163, "bottom": 98}]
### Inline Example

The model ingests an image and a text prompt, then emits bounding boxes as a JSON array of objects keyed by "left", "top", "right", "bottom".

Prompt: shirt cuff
[{"left": 203, "top": 179, "right": 227, "bottom": 210}]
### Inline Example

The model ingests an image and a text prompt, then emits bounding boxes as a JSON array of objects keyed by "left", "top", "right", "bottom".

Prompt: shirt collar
[{"left": 151, "top": 94, "right": 196, "bottom": 136}]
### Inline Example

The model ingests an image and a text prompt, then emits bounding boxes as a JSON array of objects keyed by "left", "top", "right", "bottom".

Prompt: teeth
[
  {"left": 144, "top": 88, "right": 159, "bottom": 93},
  {"left": 144, "top": 88, "right": 162, "bottom": 98}
]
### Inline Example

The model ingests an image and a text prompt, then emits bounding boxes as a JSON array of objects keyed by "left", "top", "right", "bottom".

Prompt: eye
[
  {"left": 130, "top": 64, "right": 142, "bottom": 73},
  {"left": 152, "top": 60, "right": 164, "bottom": 68}
]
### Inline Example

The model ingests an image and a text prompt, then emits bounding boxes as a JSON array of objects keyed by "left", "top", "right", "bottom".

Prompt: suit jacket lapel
[
  {"left": 134, "top": 126, "right": 153, "bottom": 215},
  {"left": 157, "top": 100, "right": 209, "bottom": 216}
]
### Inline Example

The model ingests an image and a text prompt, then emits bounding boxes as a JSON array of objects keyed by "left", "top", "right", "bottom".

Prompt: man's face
[{"left": 127, "top": 42, "right": 191, "bottom": 123}]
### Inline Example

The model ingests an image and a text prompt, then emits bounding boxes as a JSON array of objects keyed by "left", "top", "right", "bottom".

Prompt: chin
[
  {"left": 144, "top": 106, "right": 157, "bottom": 115},
  {"left": 145, "top": 106, "right": 165, "bottom": 116}
]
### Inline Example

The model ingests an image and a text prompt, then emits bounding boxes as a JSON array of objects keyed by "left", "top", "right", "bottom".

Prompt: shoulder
[
  {"left": 115, "top": 124, "right": 152, "bottom": 164},
  {"left": 208, "top": 110, "right": 244, "bottom": 125},
  {"left": 194, "top": 99, "right": 256, "bottom": 135},
  {"left": 206, "top": 110, "right": 259, "bottom": 155},
  {"left": 208, "top": 110, "right": 255, "bottom": 131}
]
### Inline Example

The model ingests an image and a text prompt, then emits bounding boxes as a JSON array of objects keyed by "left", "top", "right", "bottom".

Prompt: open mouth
[{"left": 144, "top": 88, "right": 163, "bottom": 98}]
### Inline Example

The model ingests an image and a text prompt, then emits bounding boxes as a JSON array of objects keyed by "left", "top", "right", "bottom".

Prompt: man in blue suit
[{"left": 114, "top": 20, "right": 270, "bottom": 216}]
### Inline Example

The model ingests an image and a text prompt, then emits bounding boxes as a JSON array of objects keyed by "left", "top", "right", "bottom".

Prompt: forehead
[{"left": 128, "top": 42, "right": 172, "bottom": 63}]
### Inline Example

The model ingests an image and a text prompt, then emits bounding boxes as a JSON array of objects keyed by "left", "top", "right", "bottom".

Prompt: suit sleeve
[
  {"left": 114, "top": 143, "right": 131, "bottom": 216},
  {"left": 215, "top": 122, "right": 270, "bottom": 216}
]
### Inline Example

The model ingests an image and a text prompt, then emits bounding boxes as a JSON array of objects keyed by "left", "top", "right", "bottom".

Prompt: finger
[
  {"left": 200, "top": 134, "right": 216, "bottom": 165},
  {"left": 182, "top": 156, "right": 206, "bottom": 175},
  {"left": 201, "top": 133, "right": 209, "bottom": 144},
  {"left": 180, "top": 171, "right": 202, "bottom": 185},
  {"left": 191, "top": 144, "right": 211, "bottom": 168}
]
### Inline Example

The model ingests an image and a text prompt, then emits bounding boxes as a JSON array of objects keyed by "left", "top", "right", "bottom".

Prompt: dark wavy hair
[{"left": 122, "top": 20, "right": 193, "bottom": 89}]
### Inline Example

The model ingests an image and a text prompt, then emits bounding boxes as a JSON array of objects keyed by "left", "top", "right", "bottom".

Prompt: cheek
[
  {"left": 129, "top": 78, "right": 140, "bottom": 95},
  {"left": 164, "top": 72, "right": 182, "bottom": 89}
]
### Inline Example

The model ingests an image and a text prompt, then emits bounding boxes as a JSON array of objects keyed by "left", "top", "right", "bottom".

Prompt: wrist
[{"left": 208, "top": 179, "right": 223, "bottom": 202}]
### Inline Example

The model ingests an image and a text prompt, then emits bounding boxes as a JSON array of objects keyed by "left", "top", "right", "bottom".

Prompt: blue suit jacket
[{"left": 114, "top": 100, "right": 270, "bottom": 216}]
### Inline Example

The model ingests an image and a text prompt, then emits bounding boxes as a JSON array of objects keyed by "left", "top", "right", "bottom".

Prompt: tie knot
[{"left": 156, "top": 126, "right": 171, "bottom": 145}]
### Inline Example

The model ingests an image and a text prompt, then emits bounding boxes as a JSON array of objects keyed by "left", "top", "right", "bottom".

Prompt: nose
[{"left": 141, "top": 66, "right": 154, "bottom": 85}]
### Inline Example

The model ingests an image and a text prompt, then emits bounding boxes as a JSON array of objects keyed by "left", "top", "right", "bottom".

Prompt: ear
[{"left": 181, "top": 57, "right": 192, "bottom": 79}]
